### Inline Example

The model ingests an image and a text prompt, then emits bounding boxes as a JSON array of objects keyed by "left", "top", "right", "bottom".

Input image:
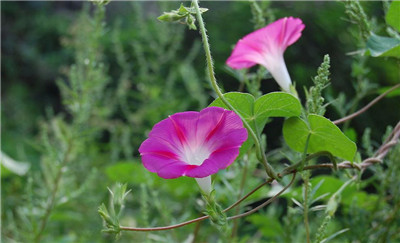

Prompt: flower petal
[
  {"left": 226, "top": 17, "right": 304, "bottom": 92},
  {"left": 185, "top": 147, "right": 241, "bottom": 178},
  {"left": 139, "top": 136, "right": 181, "bottom": 157},
  {"left": 203, "top": 115, "right": 248, "bottom": 152},
  {"left": 139, "top": 107, "right": 248, "bottom": 179},
  {"left": 227, "top": 17, "right": 304, "bottom": 69},
  {"left": 157, "top": 161, "right": 194, "bottom": 179}
]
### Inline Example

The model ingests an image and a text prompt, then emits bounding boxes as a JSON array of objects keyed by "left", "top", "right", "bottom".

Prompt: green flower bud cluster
[
  {"left": 158, "top": 3, "right": 208, "bottom": 30},
  {"left": 89, "top": 0, "right": 110, "bottom": 6},
  {"left": 306, "top": 54, "right": 331, "bottom": 116},
  {"left": 98, "top": 183, "right": 131, "bottom": 238},
  {"left": 343, "top": 0, "right": 371, "bottom": 41}
]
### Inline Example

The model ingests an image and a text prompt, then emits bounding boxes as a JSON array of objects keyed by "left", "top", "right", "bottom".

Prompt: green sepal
[
  {"left": 202, "top": 190, "right": 227, "bottom": 227},
  {"left": 98, "top": 184, "right": 130, "bottom": 237}
]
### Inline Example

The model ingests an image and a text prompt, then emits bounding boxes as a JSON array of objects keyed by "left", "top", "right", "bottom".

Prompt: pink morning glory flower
[
  {"left": 226, "top": 17, "right": 305, "bottom": 92},
  {"left": 139, "top": 107, "right": 248, "bottom": 194}
]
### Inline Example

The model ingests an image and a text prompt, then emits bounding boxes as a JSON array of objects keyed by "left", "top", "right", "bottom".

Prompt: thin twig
[
  {"left": 227, "top": 173, "right": 296, "bottom": 220},
  {"left": 120, "top": 215, "right": 209, "bottom": 232},
  {"left": 223, "top": 180, "right": 272, "bottom": 213},
  {"left": 231, "top": 159, "right": 249, "bottom": 239},
  {"left": 34, "top": 143, "right": 72, "bottom": 243},
  {"left": 303, "top": 175, "right": 311, "bottom": 243},
  {"left": 333, "top": 83, "right": 400, "bottom": 125}
]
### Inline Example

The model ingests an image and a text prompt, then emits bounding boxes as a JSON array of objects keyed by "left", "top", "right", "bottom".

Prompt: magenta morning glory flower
[
  {"left": 226, "top": 17, "right": 305, "bottom": 92},
  {"left": 139, "top": 107, "right": 248, "bottom": 194}
]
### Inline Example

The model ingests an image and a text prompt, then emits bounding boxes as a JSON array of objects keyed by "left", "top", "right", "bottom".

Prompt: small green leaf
[
  {"left": 157, "top": 4, "right": 207, "bottom": 30},
  {"left": 186, "top": 14, "right": 197, "bottom": 30},
  {"left": 178, "top": 3, "right": 189, "bottom": 15},
  {"left": 366, "top": 33, "right": 400, "bottom": 58},
  {"left": 283, "top": 115, "right": 357, "bottom": 161},
  {"left": 386, "top": 1, "right": 400, "bottom": 32},
  {"left": 157, "top": 12, "right": 187, "bottom": 22}
]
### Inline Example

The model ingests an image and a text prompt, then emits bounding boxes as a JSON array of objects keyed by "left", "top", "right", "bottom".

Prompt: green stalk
[
  {"left": 192, "top": 0, "right": 277, "bottom": 179},
  {"left": 301, "top": 134, "right": 312, "bottom": 243},
  {"left": 303, "top": 174, "right": 311, "bottom": 243}
]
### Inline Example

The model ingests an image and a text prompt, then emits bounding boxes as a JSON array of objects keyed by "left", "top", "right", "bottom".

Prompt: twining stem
[
  {"left": 303, "top": 174, "right": 311, "bottom": 243},
  {"left": 280, "top": 151, "right": 335, "bottom": 176},
  {"left": 333, "top": 83, "right": 400, "bottom": 125},
  {"left": 300, "top": 134, "right": 311, "bottom": 243},
  {"left": 118, "top": 120, "right": 399, "bottom": 232},
  {"left": 227, "top": 173, "right": 296, "bottom": 220},
  {"left": 192, "top": 0, "right": 277, "bottom": 179},
  {"left": 223, "top": 180, "right": 271, "bottom": 213},
  {"left": 120, "top": 180, "right": 272, "bottom": 232},
  {"left": 120, "top": 173, "right": 295, "bottom": 232},
  {"left": 231, "top": 158, "right": 249, "bottom": 239}
]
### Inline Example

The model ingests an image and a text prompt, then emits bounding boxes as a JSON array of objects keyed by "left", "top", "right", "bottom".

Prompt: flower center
[{"left": 181, "top": 144, "right": 211, "bottom": 166}]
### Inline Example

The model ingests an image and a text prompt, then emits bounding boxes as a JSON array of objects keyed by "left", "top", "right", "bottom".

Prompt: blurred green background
[{"left": 2, "top": 1, "right": 400, "bottom": 242}]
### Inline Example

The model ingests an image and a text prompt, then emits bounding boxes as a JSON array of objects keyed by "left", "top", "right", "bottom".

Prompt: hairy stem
[{"left": 192, "top": 0, "right": 277, "bottom": 180}]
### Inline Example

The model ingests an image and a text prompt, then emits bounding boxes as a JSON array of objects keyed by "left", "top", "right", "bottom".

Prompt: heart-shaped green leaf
[
  {"left": 254, "top": 92, "right": 302, "bottom": 131},
  {"left": 366, "top": 33, "right": 400, "bottom": 58},
  {"left": 210, "top": 92, "right": 302, "bottom": 157},
  {"left": 386, "top": 1, "right": 400, "bottom": 32},
  {"left": 283, "top": 114, "right": 357, "bottom": 161},
  {"left": 210, "top": 92, "right": 301, "bottom": 132}
]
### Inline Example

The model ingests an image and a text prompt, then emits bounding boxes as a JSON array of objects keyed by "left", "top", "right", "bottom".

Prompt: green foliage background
[{"left": 2, "top": 1, "right": 400, "bottom": 242}]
